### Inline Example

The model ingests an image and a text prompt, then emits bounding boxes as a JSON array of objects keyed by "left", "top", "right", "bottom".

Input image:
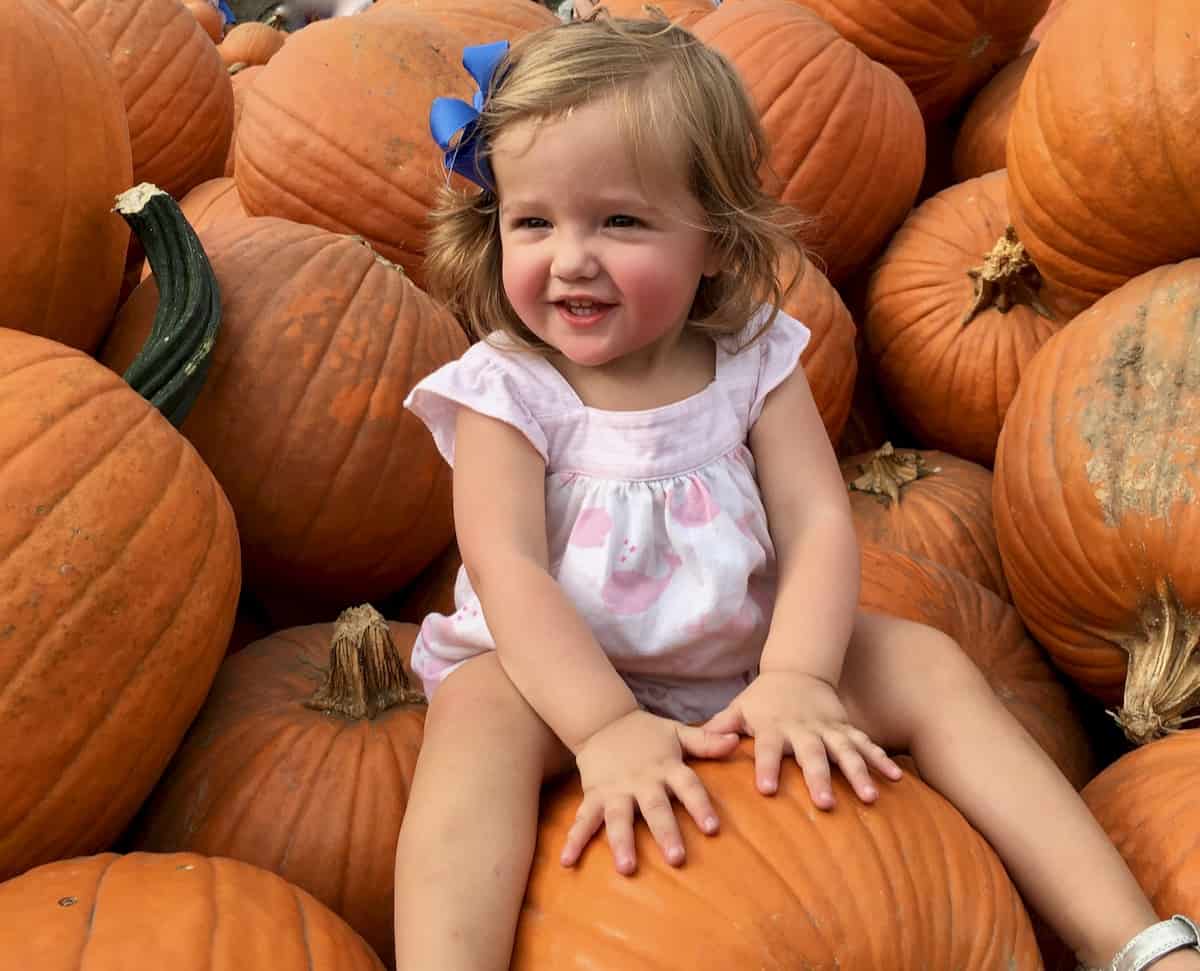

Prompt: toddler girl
[{"left": 394, "top": 15, "right": 1200, "bottom": 971}]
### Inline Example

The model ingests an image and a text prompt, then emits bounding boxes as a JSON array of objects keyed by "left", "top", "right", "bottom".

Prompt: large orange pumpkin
[
  {"left": 993, "top": 259, "right": 1200, "bottom": 743},
  {"left": 859, "top": 547, "right": 1093, "bottom": 789},
  {"left": 1081, "top": 732, "right": 1200, "bottom": 919},
  {"left": 225, "top": 64, "right": 265, "bottom": 176},
  {"left": 55, "top": 0, "right": 234, "bottom": 200},
  {"left": 862, "top": 171, "right": 1061, "bottom": 466},
  {"left": 952, "top": 51, "right": 1035, "bottom": 182},
  {"left": 514, "top": 741, "right": 1041, "bottom": 968},
  {"left": 796, "top": 0, "right": 1049, "bottom": 122},
  {"left": 373, "top": 0, "right": 558, "bottom": 42},
  {"left": 0, "top": 0, "right": 131, "bottom": 353},
  {"left": 692, "top": 0, "right": 924, "bottom": 283},
  {"left": 842, "top": 444, "right": 1009, "bottom": 600},
  {"left": 102, "top": 217, "right": 465, "bottom": 616},
  {"left": 234, "top": 10, "right": 470, "bottom": 284},
  {"left": 1006, "top": 0, "right": 1200, "bottom": 316},
  {"left": 132, "top": 610, "right": 425, "bottom": 967},
  {"left": 0, "top": 330, "right": 240, "bottom": 881},
  {"left": 589, "top": 0, "right": 714, "bottom": 27},
  {"left": 0, "top": 852, "right": 384, "bottom": 970}
]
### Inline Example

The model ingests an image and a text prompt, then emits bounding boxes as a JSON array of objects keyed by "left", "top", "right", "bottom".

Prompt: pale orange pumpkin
[
  {"left": 185, "top": 0, "right": 223, "bottom": 41},
  {"left": 373, "top": 0, "right": 558, "bottom": 42},
  {"left": 218, "top": 21, "right": 286, "bottom": 67}
]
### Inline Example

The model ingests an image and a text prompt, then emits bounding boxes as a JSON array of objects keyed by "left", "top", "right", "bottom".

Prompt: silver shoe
[{"left": 1078, "top": 915, "right": 1200, "bottom": 971}]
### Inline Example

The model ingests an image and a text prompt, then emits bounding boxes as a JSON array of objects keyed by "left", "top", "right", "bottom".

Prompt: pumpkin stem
[
  {"left": 963, "top": 226, "right": 1054, "bottom": 325},
  {"left": 1112, "top": 579, "right": 1200, "bottom": 744},
  {"left": 305, "top": 604, "right": 425, "bottom": 720},
  {"left": 847, "top": 442, "right": 940, "bottom": 506},
  {"left": 113, "top": 183, "right": 220, "bottom": 427}
]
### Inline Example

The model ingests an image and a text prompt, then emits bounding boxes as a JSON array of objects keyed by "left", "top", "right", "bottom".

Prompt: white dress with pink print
[{"left": 402, "top": 308, "right": 811, "bottom": 724}]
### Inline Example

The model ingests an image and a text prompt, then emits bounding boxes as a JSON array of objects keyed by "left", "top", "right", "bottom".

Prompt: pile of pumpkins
[{"left": 2, "top": 0, "right": 1198, "bottom": 966}]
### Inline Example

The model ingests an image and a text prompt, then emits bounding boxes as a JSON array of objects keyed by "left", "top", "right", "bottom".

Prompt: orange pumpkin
[
  {"left": 862, "top": 171, "right": 1061, "bottom": 466},
  {"left": 591, "top": 0, "right": 714, "bottom": 27},
  {"left": 218, "top": 21, "right": 287, "bottom": 67},
  {"left": 514, "top": 741, "right": 1040, "bottom": 968},
  {"left": 234, "top": 9, "right": 471, "bottom": 283},
  {"left": 56, "top": 0, "right": 234, "bottom": 200},
  {"left": 102, "top": 217, "right": 466, "bottom": 616},
  {"left": 796, "top": 0, "right": 1050, "bottom": 122},
  {"left": 373, "top": 0, "right": 558, "bottom": 42},
  {"left": 1006, "top": 0, "right": 1200, "bottom": 315},
  {"left": 843, "top": 444, "right": 1009, "bottom": 600},
  {"left": 1, "top": 0, "right": 131, "bottom": 353},
  {"left": 0, "top": 853, "right": 384, "bottom": 970},
  {"left": 185, "top": 0, "right": 223, "bottom": 41},
  {"left": 1023, "top": 0, "right": 1068, "bottom": 51},
  {"left": 859, "top": 547, "right": 1093, "bottom": 788},
  {"left": 0, "top": 330, "right": 240, "bottom": 881},
  {"left": 133, "top": 610, "right": 425, "bottom": 966},
  {"left": 952, "top": 51, "right": 1034, "bottom": 182},
  {"left": 225, "top": 64, "right": 265, "bottom": 176},
  {"left": 993, "top": 259, "right": 1200, "bottom": 743},
  {"left": 692, "top": 0, "right": 924, "bottom": 283},
  {"left": 1082, "top": 732, "right": 1200, "bottom": 920}
]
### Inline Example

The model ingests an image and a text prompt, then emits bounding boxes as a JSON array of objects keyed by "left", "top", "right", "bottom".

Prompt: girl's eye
[
  {"left": 514, "top": 217, "right": 549, "bottom": 230},
  {"left": 607, "top": 214, "right": 641, "bottom": 228}
]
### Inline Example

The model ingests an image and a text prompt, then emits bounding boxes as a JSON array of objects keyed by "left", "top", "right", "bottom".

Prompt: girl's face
[{"left": 492, "top": 98, "right": 720, "bottom": 373}]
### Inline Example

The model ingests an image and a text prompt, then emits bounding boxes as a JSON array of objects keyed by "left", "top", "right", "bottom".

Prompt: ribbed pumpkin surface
[
  {"left": 1006, "top": 0, "right": 1200, "bottom": 315},
  {"left": 56, "top": 0, "right": 234, "bottom": 200},
  {"left": 133, "top": 621, "right": 425, "bottom": 965},
  {"left": 234, "top": 10, "right": 471, "bottom": 284},
  {"left": 859, "top": 546, "right": 1093, "bottom": 789},
  {"left": 515, "top": 741, "right": 1041, "bottom": 968},
  {"left": 842, "top": 445, "right": 1009, "bottom": 599},
  {"left": 0, "top": 331, "right": 240, "bottom": 881},
  {"left": 1082, "top": 732, "right": 1200, "bottom": 914},
  {"left": 952, "top": 51, "right": 1034, "bottom": 182},
  {"left": 0, "top": 852, "right": 384, "bottom": 970},
  {"left": 863, "top": 171, "right": 1061, "bottom": 465},
  {"left": 374, "top": 0, "right": 559, "bottom": 43},
  {"left": 798, "top": 0, "right": 1049, "bottom": 122},
  {"left": 993, "top": 259, "right": 1200, "bottom": 741},
  {"left": 0, "top": 0, "right": 131, "bottom": 352},
  {"left": 692, "top": 0, "right": 924, "bottom": 282},
  {"left": 783, "top": 260, "right": 857, "bottom": 442},
  {"left": 102, "top": 217, "right": 465, "bottom": 616}
]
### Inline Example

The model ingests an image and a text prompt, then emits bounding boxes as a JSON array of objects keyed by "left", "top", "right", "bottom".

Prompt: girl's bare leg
[
  {"left": 839, "top": 610, "right": 1200, "bottom": 971},
  {"left": 394, "top": 652, "right": 572, "bottom": 971}
]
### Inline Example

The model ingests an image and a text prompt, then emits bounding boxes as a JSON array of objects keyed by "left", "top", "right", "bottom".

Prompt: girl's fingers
[
  {"left": 604, "top": 797, "right": 638, "bottom": 875},
  {"left": 560, "top": 796, "right": 603, "bottom": 867},
  {"left": 677, "top": 724, "right": 740, "bottom": 760},
  {"left": 667, "top": 765, "right": 720, "bottom": 836},
  {"left": 702, "top": 706, "right": 743, "bottom": 735},
  {"left": 752, "top": 732, "right": 786, "bottom": 795},
  {"left": 791, "top": 734, "right": 835, "bottom": 809},
  {"left": 823, "top": 731, "right": 876, "bottom": 803},
  {"left": 637, "top": 787, "right": 686, "bottom": 866},
  {"left": 845, "top": 727, "right": 904, "bottom": 781}
]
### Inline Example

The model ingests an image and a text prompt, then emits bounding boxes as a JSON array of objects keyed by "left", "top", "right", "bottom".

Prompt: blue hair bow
[{"left": 430, "top": 41, "right": 510, "bottom": 190}]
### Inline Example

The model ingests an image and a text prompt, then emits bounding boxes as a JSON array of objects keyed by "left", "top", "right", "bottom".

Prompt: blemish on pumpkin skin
[{"left": 1079, "top": 302, "right": 1200, "bottom": 527}]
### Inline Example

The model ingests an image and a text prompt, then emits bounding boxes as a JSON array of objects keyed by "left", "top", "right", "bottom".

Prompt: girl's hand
[
  {"left": 703, "top": 671, "right": 903, "bottom": 809},
  {"left": 561, "top": 710, "right": 740, "bottom": 875}
]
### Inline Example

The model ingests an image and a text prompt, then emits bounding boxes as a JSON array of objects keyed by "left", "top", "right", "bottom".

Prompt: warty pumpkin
[
  {"left": 692, "top": 0, "right": 925, "bottom": 283},
  {"left": 993, "top": 259, "right": 1200, "bottom": 743},
  {"left": 0, "top": 326, "right": 239, "bottom": 880},
  {"left": 102, "top": 216, "right": 466, "bottom": 617},
  {"left": 0, "top": 0, "right": 132, "bottom": 353},
  {"left": 132, "top": 609, "right": 425, "bottom": 967},
  {"left": 795, "top": 0, "right": 1049, "bottom": 122},
  {"left": 55, "top": 0, "right": 234, "bottom": 201},
  {"left": 234, "top": 9, "right": 472, "bottom": 284},
  {"left": 862, "top": 171, "right": 1060, "bottom": 466},
  {"left": 514, "top": 740, "right": 1041, "bottom": 968},
  {"left": 842, "top": 443, "right": 1009, "bottom": 600},
  {"left": 0, "top": 852, "right": 384, "bottom": 970},
  {"left": 1005, "top": 0, "right": 1200, "bottom": 316},
  {"left": 1081, "top": 732, "right": 1200, "bottom": 921},
  {"left": 859, "top": 546, "right": 1093, "bottom": 789},
  {"left": 951, "top": 51, "right": 1035, "bottom": 182}
]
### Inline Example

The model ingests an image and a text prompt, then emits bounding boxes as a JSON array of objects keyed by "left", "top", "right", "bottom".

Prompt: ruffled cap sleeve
[
  {"left": 744, "top": 307, "right": 812, "bottom": 426},
  {"left": 403, "top": 341, "right": 549, "bottom": 467}
]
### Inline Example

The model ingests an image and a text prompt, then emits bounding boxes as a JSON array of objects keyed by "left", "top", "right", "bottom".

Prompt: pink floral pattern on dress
[
  {"left": 568, "top": 507, "right": 612, "bottom": 547},
  {"left": 668, "top": 477, "right": 720, "bottom": 526},
  {"left": 602, "top": 551, "right": 683, "bottom": 614}
]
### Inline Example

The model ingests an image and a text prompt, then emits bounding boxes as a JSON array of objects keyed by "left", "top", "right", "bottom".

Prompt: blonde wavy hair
[{"left": 424, "top": 11, "right": 809, "bottom": 352}]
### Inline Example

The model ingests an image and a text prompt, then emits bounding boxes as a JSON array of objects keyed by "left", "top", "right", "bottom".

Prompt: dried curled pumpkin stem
[
  {"left": 114, "top": 183, "right": 220, "bottom": 427},
  {"left": 963, "top": 225, "right": 1054, "bottom": 325},
  {"left": 847, "top": 442, "right": 940, "bottom": 506},
  {"left": 1113, "top": 579, "right": 1200, "bottom": 744},
  {"left": 305, "top": 604, "right": 426, "bottom": 720}
]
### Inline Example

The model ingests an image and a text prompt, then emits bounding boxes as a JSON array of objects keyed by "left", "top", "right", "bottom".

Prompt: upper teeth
[{"left": 566, "top": 301, "right": 595, "bottom": 311}]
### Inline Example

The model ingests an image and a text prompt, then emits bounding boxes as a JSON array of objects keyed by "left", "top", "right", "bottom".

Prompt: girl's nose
[{"left": 550, "top": 234, "right": 598, "bottom": 280}]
